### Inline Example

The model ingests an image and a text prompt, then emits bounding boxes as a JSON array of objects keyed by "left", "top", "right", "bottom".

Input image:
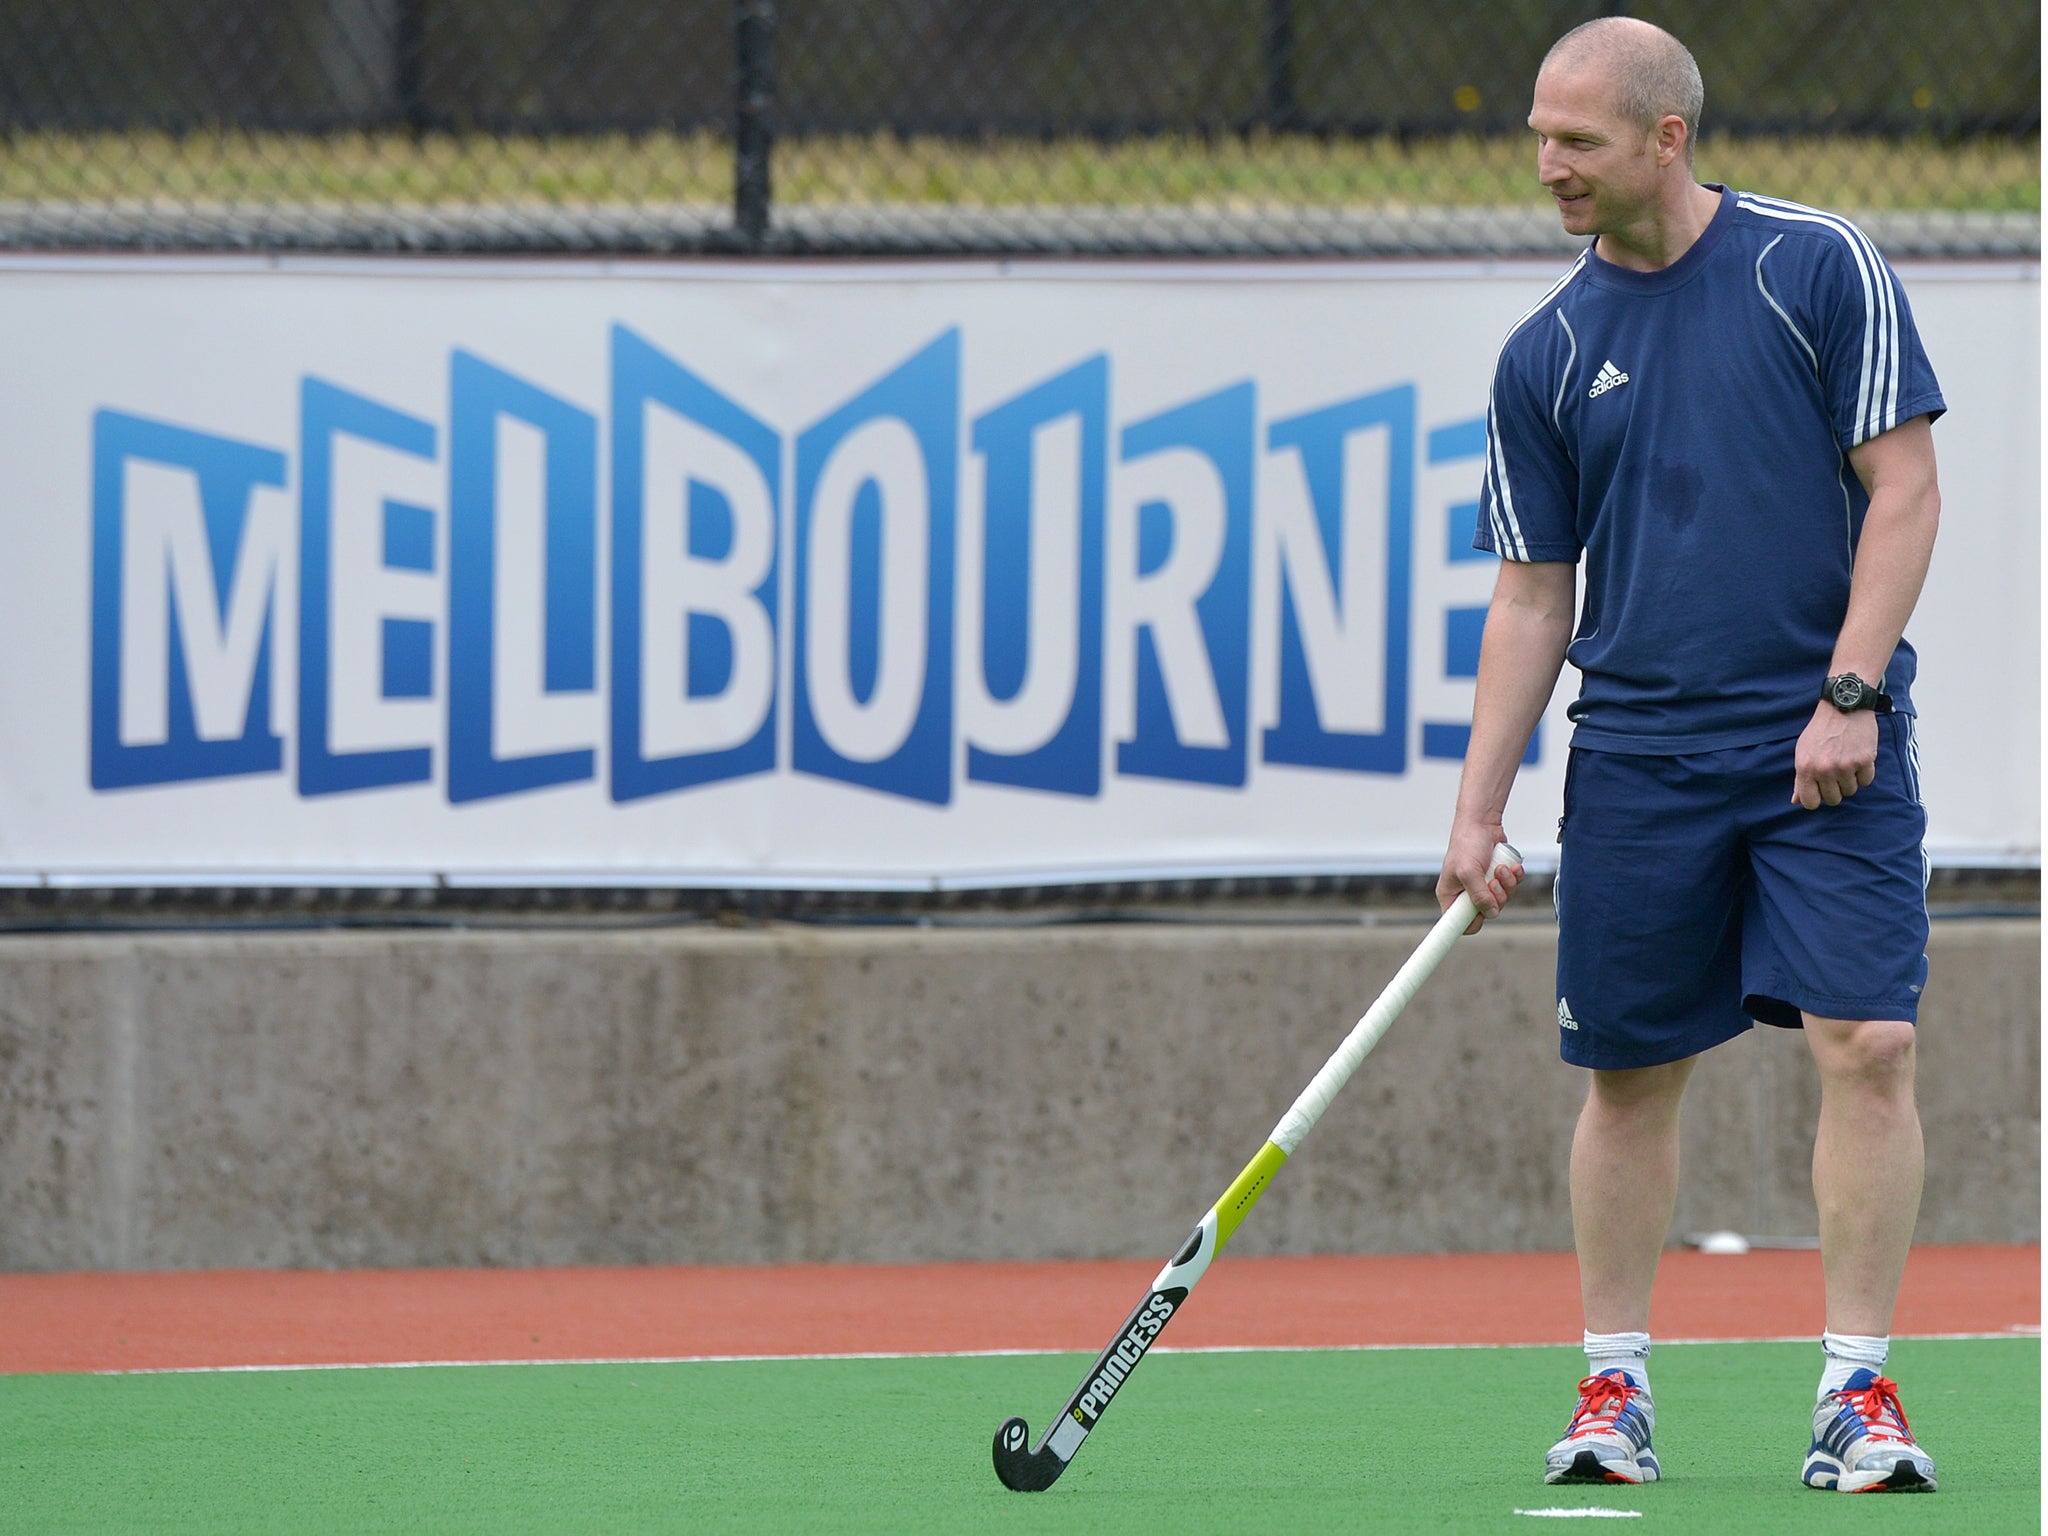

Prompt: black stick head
[{"left": 992, "top": 1416, "right": 1067, "bottom": 1491}]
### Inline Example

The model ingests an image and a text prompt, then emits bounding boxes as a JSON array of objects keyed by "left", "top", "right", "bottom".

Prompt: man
[{"left": 1437, "top": 18, "right": 1944, "bottom": 1494}]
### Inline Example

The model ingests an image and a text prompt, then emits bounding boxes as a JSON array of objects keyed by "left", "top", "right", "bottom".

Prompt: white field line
[
  {"left": 61, "top": 1327, "right": 2038, "bottom": 1378},
  {"left": 1512, "top": 1510, "right": 1644, "bottom": 1519}
]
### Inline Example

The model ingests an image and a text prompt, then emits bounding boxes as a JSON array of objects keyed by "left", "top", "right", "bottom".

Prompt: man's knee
[
  {"left": 1586, "top": 1055, "right": 1697, "bottom": 1115},
  {"left": 1806, "top": 1016, "right": 1918, "bottom": 1093}
]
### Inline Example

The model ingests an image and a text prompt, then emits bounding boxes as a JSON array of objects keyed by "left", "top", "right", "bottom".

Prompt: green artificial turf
[{"left": 2, "top": 1338, "right": 2034, "bottom": 1534}]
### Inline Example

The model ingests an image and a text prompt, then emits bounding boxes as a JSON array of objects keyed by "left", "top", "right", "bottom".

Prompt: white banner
[{"left": 0, "top": 256, "right": 2034, "bottom": 886}]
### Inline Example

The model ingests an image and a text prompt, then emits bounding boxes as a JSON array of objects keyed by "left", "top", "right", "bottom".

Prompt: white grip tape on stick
[{"left": 1268, "top": 842, "right": 1518, "bottom": 1156}]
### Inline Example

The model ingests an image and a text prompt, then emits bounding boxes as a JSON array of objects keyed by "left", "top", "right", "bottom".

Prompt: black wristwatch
[{"left": 1822, "top": 673, "right": 1894, "bottom": 713}]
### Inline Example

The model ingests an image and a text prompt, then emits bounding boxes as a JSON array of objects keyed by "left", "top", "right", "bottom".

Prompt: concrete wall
[{"left": 0, "top": 915, "right": 2035, "bottom": 1271}]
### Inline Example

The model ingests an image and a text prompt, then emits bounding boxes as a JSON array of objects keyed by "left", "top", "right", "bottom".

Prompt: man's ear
[{"left": 1656, "top": 114, "right": 1689, "bottom": 168}]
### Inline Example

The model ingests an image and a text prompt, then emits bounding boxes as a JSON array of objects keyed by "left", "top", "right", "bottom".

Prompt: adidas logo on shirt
[
  {"left": 1587, "top": 359, "right": 1631, "bottom": 398},
  {"left": 1558, "top": 997, "right": 1580, "bottom": 1031}
]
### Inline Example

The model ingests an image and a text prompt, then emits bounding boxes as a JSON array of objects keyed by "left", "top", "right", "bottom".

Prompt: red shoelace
[
  {"left": 1566, "top": 1373, "right": 1639, "bottom": 1436},
  {"left": 1837, "top": 1375, "right": 1913, "bottom": 1443}
]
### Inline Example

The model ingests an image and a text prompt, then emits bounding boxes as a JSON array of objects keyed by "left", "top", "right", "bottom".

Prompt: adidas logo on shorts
[
  {"left": 1588, "top": 359, "right": 1630, "bottom": 398},
  {"left": 1558, "top": 997, "right": 1580, "bottom": 1031}
]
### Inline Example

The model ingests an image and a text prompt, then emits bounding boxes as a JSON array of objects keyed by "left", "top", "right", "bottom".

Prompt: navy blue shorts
[{"left": 1553, "top": 715, "right": 1930, "bottom": 1070}]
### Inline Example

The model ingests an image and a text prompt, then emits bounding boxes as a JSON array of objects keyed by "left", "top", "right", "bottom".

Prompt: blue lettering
[
  {"left": 87, "top": 332, "right": 1511, "bottom": 822},
  {"left": 89, "top": 411, "right": 289, "bottom": 789},
  {"left": 608, "top": 324, "right": 782, "bottom": 801},
  {"left": 446, "top": 349, "right": 599, "bottom": 804},
  {"left": 1114, "top": 381, "right": 1255, "bottom": 788},
  {"left": 1263, "top": 384, "right": 1415, "bottom": 775},
  {"left": 792, "top": 329, "right": 959, "bottom": 806},
  {"left": 298, "top": 378, "right": 439, "bottom": 796},
  {"left": 966, "top": 354, "right": 1107, "bottom": 797}
]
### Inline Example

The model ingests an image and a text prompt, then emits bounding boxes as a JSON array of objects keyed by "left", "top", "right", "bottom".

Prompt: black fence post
[
  {"left": 395, "top": 0, "right": 428, "bottom": 137},
  {"left": 735, "top": 0, "right": 776, "bottom": 249},
  {"left": 1265, "top": 0, "right": 1297, "bottom": 132}
]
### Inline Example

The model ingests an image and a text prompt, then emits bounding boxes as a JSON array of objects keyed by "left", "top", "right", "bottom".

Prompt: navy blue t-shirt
[{"left": 1476, "top": 185, "right": 1946, "bottom": 752}]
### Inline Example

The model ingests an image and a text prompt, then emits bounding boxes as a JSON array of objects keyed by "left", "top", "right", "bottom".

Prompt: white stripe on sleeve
[
  {"left": 1480, "top": 253, "right": 1589, "bottom": 561},
  {"left": 1739, "top": 195, "right": 1899, "bottom": 443}
]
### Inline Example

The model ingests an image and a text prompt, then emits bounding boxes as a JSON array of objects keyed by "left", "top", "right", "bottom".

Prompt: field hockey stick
[{"left": 992, "top": 841, "right": 1522, "bottom": 1492}]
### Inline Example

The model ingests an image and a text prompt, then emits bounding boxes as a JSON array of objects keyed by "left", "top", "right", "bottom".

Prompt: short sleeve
[
  {"left": 1808, "top": 231, "right": 1947, "bottom": 450},
  {"left": 1476, "top": 333, "right": 1581, "bottom": 563}
]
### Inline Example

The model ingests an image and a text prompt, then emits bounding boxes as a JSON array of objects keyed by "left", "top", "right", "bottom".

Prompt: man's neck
[{"left": 1595, "top": 181, "right": 1724, "bottom": 272}]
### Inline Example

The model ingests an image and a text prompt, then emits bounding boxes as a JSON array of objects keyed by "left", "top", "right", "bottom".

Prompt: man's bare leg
[
  {"left": 1798, "top": 1015, "right": 1937, "bottom": 1492},
  {"left": 1572, "top": 1056, "right": 1698, "bottom": 1333},
  {"left": 1805, "top": 1015, "right": 1923, "bottom": 1336},
  {"left": 1544, "top": 1055, "right": 1698, "bottom": 1485}
]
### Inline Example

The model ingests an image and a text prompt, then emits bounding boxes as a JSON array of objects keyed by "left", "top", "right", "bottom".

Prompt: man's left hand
[{"left": 1792, "top": 704, "right": 1879, "bottom": 809}]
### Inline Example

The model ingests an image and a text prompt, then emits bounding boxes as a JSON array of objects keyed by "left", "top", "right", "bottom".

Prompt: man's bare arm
[
  {"left": 1437, "top": 557, "right": 1578, "bottom": 928},
  {"left": 1791, "top": 416, "right": 1942, "bottom": 810}
]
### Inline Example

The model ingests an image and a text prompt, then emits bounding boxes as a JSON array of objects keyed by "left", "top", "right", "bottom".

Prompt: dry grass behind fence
[{"left": 1, "top": 130, "right": 2036, "bottom": 214}]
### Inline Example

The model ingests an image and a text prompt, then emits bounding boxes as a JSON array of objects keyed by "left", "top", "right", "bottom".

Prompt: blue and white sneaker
[
  {"left": 1803, "top": 1370, "right": 1937, "bottom": 1492},
  {"left": 1545, "top": 1369, "right": 1660, "bottom": 1484}
]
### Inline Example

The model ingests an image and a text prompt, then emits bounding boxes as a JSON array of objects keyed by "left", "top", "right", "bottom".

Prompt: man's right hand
[{"left": 1436, "top": 823, "right": 1524, "bottom": 935}]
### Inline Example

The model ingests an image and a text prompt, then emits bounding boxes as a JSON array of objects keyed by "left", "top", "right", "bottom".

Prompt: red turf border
[{"left": 3, "top": 1243, "right": 2034, "bottom": 1374}]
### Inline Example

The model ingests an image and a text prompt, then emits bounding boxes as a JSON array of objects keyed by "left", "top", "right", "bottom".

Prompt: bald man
[{"left": 1437, "top": 19, "right": 1943, "bottom": 1494}]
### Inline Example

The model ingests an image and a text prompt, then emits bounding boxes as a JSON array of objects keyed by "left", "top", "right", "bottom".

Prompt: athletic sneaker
[
  {"left": 1803, "top": 1370, "right": 1937, "bottom": 1492},
  {"left": 1545, "top": 1369, "right": 1660, "bottom": 1484}
]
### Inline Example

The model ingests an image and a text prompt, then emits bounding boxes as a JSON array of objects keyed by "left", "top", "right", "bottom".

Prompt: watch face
[{"left": 1831, "top": 676, "right": 1863, "bottom": 708}]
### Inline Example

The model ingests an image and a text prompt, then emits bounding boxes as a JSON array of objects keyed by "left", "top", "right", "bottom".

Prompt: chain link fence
[{"left": 0, "top": 0, "right": 2037, "bottom": 256}]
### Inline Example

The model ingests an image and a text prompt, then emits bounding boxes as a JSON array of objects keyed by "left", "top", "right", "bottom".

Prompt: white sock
[
  {"left": 1819, "top": 1332, "right": 1889, "bottom": 1398},
  {"left": 1584, "top": 1329, "right": 1651, "bottom": 1389}
]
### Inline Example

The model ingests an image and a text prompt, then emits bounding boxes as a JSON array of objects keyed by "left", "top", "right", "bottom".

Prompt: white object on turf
[
  {"left": 1513, "top": 1512, "right": 1645, "bottom": 1520},
  {"left": 1697, "top": 1230, "right": 1750, "bottom": 1255}
]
